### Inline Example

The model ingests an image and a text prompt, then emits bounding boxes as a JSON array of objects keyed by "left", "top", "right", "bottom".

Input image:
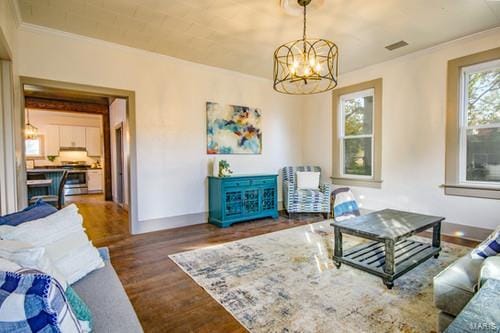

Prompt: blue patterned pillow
[
  {"left": 471, "top": 227, "right": 500, "bottom": 259},
  {"left": 0, "top": 270, "right": 82, "bottom": 332},
  {"left": 0, "top": 200, "right": 57, "bottom": 227},
  {"left": 332, "top": 187, "right": 360, "bottom": 221},
  {"left": 65, "top": 286, "right": 93, "bottom": 332}
]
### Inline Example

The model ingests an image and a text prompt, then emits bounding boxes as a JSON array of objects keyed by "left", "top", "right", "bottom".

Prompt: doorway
[
  {"left": 114, "top": 123, "right": 124, "bottom": 205},
  {"left": 19, "top": 77, "right": 137, "bottom": 237}
]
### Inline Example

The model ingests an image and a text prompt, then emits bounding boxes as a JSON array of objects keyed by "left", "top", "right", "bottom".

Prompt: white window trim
[
  {"left": 458, "top": 60, "right": 500, "bottom": 188},
  {"left": 338, "top": 88, "right": 375, "bottom": 179},
  {"left": 25, "top": 135, "right": 45, "bottom": 159}
]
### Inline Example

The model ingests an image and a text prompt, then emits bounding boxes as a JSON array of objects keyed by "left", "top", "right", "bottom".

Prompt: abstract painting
[{"left": 206, "top": 102, "right": 262, "bottom": 154}]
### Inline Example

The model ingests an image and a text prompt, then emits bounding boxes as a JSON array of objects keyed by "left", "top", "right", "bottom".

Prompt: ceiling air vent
[{"left": 385, "top": 40, "right": 408, "bottom": 51}]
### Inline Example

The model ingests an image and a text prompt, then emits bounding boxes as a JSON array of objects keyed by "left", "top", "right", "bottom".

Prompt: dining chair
[{"left": 29, "top": 170, "right": 69, "bottom": 209}]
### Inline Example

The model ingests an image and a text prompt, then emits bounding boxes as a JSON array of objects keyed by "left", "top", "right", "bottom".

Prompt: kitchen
[
  {"left": 22, "top": 81, "right": 130, "bottom": 240},
  {"left": 25, "top": 109, "right": 105, "bottom": 206}
]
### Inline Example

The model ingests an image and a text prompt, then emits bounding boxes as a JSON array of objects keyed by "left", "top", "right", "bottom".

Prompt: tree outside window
[
  {"left": 462, "top": 61, "right": 500, "bottom": 184},
  {"left": 340, "top": 89, "right": 374, "bottom": 177}
]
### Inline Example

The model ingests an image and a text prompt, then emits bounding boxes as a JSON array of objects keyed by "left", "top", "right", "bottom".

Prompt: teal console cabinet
[{"left": 208, "top": 174, "right": 279, "bottom": 228}]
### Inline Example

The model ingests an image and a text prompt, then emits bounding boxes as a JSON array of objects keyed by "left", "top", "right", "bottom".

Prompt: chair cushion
[
  {"left": 72, "top": 260, "right": 143, "bottom": 332},
  {"left": 433, "top": 254, "right": 483, "bottom": 316},
  {"left": 292, "top": 189, "right": 324, "bottom": 203},
  {"left": 0, "top": 200, "right": 57, "bottom": 226}
]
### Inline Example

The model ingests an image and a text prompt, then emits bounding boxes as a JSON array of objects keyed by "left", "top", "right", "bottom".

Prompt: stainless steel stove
[{"left": 61, "top": 161, "right": 91, "bottom": 196}]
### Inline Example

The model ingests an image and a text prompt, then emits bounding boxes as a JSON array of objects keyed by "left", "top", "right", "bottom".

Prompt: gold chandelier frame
[{"left": 273, "top": 0, "right": 339, "bottom": 95}]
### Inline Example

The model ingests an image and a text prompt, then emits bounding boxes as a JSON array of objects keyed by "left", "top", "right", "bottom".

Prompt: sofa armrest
[{"left": 479, "top": 256, "right": 500, "bottom": 288}]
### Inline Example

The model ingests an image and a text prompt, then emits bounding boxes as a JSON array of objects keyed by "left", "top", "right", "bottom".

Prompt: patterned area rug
[{"left": 169, "top": 221, "right": 469, "bottom": 333}]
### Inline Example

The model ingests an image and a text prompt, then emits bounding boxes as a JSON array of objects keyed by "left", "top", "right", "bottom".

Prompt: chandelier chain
[{"left": 302, "top": 3, "right": 307, "bottom": 51}]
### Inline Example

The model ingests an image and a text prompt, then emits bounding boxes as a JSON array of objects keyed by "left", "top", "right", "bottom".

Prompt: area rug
[{"left": 169, "top": 221, "right": 469, "bottom": 333}]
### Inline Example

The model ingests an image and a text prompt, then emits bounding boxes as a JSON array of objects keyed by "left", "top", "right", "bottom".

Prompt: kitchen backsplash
[{"left": 30, "top": 151, "right": 100, "bottom": 167}]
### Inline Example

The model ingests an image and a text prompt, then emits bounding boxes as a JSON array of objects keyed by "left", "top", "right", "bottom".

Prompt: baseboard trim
[
  {"left": 136, "top": 212, "right": 207, "bottom": 234},
  {"left": 136, "top": 207, "right": 493, "bottom": 241},
  {"left": 441, "top": 221, "right": 493, "bottom": 242}
]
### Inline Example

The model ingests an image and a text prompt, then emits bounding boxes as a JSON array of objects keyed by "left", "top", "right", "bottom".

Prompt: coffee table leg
[
  {"left": 384, "top": 239, "right": 395, "bottom": 289},
  {"left": 334, "top": 227, "right": 342, "bottom": 268},
  {"left": 433, "top": 222, "right": 441, "bottom": 258}
]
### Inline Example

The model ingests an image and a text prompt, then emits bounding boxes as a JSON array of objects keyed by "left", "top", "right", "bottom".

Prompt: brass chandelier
[
  {"left": 25, "top": 109, "right": 38, "bottom": 140},
  {"left": 273, "top": 0, "right": 338, "bottom": 95}
]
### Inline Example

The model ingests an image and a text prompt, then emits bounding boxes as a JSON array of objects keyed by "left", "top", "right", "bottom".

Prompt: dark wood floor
[{"left": 69, "top": 195, "right": 478, "bottom": 333}]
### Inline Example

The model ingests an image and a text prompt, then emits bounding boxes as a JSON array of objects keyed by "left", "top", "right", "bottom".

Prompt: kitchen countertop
[
  {"left": 27, "top": 168, "right": 66, "bottom": 173},
  {"left": 27, "top": 167, "right": 103, "bottom": 173}
]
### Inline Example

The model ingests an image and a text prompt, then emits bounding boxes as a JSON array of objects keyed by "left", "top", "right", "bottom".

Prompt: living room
[{"left": 0, "top": 0, "right": 499, "bottom": 332}]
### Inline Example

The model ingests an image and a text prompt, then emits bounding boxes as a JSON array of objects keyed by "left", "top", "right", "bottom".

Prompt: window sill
[
  {"left": 441, "top": 184, "right": 500, "bottom": 200},
  {"left": 331, "top": 177, "right": 383, "bottom": 189}
]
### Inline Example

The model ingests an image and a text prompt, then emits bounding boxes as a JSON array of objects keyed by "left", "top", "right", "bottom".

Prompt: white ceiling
[{"left": 16, "top": 0, "right": 500, "bottom": 78}]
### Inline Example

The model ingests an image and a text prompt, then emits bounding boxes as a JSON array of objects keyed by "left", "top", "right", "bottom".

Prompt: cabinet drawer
[
  {"left": 251, "top": 178, "right": 275, "bottom": 186},
  {"left": 222, "top": 179, "right": 251, "bottom": 188}
]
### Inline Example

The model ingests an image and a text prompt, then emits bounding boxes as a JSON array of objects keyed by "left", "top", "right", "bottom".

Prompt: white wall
[
  {"left": 109, "top": 98, "right": 129, "bottom": 206},
  {"left": 27, "top": 109, "right": 102, "bottom": 166},
  {"left": 0, "top": 0, "right": 18, "bottom": 59},
  {"left": 17, "top": 25, "right": 304, "bottom": 231},
  {"left": 303, "top": 28, "right": 500, "bottom": 231},
  {"left": 0, "top": 0, "right": 20, "bottom": 214}
]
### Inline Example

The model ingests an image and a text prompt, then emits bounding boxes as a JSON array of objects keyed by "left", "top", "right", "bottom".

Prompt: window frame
[
  {"left": 444, "top": 47, "right": 500, "bottom": 199},
  {"left": 25, "top": 135, "right": 45, "bottom": 159},
  {"left": 332, "top": 78, "right": 383, "bottom": 188},
  {"left": 339, "top": 88, "right": 375, "bottom": 179},
  {"left": 458, "top": 60, "right": 500, "bottom": 187}
]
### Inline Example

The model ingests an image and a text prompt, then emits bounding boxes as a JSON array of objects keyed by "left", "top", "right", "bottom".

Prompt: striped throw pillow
[
  {"left": 332, "top": 187, "right": 360, "bottom": 222},
  {"left": 471, "top": 227, "right": 500, "bottom": 259}
]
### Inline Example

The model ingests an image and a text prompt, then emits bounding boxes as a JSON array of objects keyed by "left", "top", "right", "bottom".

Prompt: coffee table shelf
[{"left": 339, "top": 239, "right": 440, "bottom": 281}]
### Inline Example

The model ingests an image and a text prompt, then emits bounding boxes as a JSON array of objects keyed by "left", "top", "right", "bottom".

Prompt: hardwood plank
[{"left": 68, "top": 195, "right": 478, "bottom": 332}]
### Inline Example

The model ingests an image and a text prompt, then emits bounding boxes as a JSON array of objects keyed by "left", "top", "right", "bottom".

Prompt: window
[
  {"left": 25, "top": 136, "right": 44, "bottom": 158},
  {"left": 445, "top": 47, "right": 500, "bottom": 199},
  {"left": 339, "top": 89, "right": 374, "bottom": 178},
  {"left": 332, "top": 78, "right": 382, "bottom": 188},
  {"left": 459, "top": 60, "right": 500, "bottom": 185}
]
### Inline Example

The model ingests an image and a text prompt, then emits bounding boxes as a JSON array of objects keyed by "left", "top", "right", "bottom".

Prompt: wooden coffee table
[{"left": 331, "top": 209, "right": 443, "bottom": 289}]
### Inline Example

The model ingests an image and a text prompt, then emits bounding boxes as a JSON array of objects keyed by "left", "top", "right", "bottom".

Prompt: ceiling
[{"left": 16, "top": 0, "right": 500, "bottom": 78}]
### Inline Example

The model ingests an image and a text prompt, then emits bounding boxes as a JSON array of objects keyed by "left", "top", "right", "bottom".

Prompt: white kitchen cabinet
[
  {"left": 45, "top": 125, "right": 60, "bottom": 156},
  {"left": 85, "top": 127, "right": 101, "bottom": 156},
  {"left": 60, "top": 126, "right": 86, "bottom": 148},
  {"left": 87, "top": 169, "right": 103, "bottom": 193}
]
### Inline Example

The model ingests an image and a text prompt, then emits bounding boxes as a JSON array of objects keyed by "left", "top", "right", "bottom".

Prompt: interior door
[{"left": 115, "top": 125, "right": 124, "bottom": 204}]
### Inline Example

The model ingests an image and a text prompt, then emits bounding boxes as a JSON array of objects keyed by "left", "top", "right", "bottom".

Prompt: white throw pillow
[
  {"left": 0, "top": 257, "right": 21, "bottom": 272},
  {"left": 0, "top": 204, "right": 104, "bottom": 285},
  {"left": 0, "top": 240, "right": 68, "bottom": 289},
  {"left": 296, "top": 171, "right": 320, "bottom": 190}
]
